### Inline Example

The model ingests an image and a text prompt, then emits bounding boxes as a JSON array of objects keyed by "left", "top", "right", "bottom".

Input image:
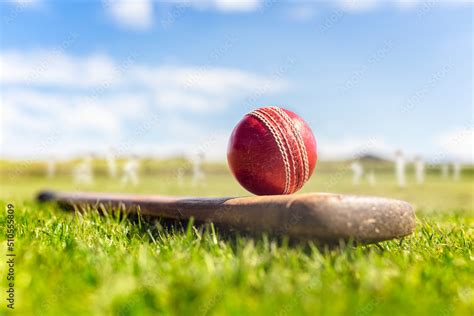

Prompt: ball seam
[
  {"left": 271, "top": 106, "right": 310, "bottom": 184},
  {"left": 260, "top": 107, "right": 298, "bottom": 193},
  {"left": 248, "top": 110, "right": 291, "bottom": 194}
]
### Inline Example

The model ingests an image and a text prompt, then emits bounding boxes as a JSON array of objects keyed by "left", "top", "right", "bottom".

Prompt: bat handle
[{"left": 37, "top": 190, "right": 57, "bottom": 202}]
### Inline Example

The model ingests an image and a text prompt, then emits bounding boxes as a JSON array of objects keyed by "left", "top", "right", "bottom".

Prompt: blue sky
[{"left": 1, "top": 0, "right": 472, "bottom": 162}]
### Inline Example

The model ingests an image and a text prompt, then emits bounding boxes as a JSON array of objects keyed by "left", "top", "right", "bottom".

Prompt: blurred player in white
[
  {"left": 350, "top": 161, "right": 363, "bottom": 185},
  {"left": 414, "top": 156, "right": 425, "bottom": 185},
  {"left": 106, "top": 148, "right": 117, "bottom": 179},
  {"left": 47, "top": 157, "right": 56, "bottom": 178},
  {"left": 367, "top": 170, "right": 376, "bottom": 187},
  {"left": 395, "top": 150, "right": 406, "bottom": 188},
  {"left": 453, "top": 161, "right": 461, "bottom": 181},
  {"left": 192, "top": 152, "right": 206, "bottom": 187},
  {"left": 121, "top": 155, "right": 140, "bottom": 187},
  {"left": 74, "top": 155, "right": 94, "bottom": 185}
]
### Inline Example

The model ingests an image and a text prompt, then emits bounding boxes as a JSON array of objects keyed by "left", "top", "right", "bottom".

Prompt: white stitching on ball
[
  {"left": 249, "top": 109, "right": 291, "bottom": 194},
  {"left": 260, "top": 107, "right": 297, "bottom": 193},
  {"left": 271, "top": 107, "right": 310, "bottom": 184}
]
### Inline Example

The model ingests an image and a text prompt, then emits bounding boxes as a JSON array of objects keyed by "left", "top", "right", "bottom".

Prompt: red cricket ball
[{"left": 227, "top": 106, "right": 317, "bottom": 196}]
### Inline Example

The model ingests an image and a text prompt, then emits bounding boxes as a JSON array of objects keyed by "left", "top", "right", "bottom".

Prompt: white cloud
[
  {"left": 10, "top": 0, "right": 42, "bottom": 7},
  {"left": 332, "top": 0, "right": 472, "bottom": 14},
  {"left": 1, "top": 50, "right": 288, "bottom": 113},
  {"left": 105, "top": 0, "right": 153, "bottom": 30},
  {"left": 337, "top": 0, "right": 380, "bottom": 12},
  {"left": 394, "top": 0, "right": 421, "bottom": 10},
  {"left": 0, "top": 50, "right": 288, "bottom": 158},
  {"left": 1, "top": 90, "right": 135, "bottom": 136},
  {"left": 0, "top": 89, "right": 154, "bottom": 158},
  {"left": 103, "top": 0, "right": 262, "bottom": 30},
  {"left": 101, "top": 94, "right": 150, "bottom": 118},
  {"left": 155, "top": 90, "right": 223, "bottom": 111},
  {"left": 0, "top": 51, "right": 120, "bottom": 87},
  {"left": 141, "top": 116, "right": 230, "bottom": 160},
  {"left": 133, "top": 65, "right": 287, "bottom": 110},
  {"left": 286, "top": 5, "right": 318, "bottom": 22},
  {"left": 132, "top": 65, "right": 285, "bottom": 94},
  {"left": 0, "top": 88, "right": 232, "bottom": 159},
  {"left": 186, "top": 0, "right": 261, "bottom": 12},
  {"left": 143, "top": 133, "right": 229, "bottom": 161},
  {"left": 212, "top": 0, "right": 261, "bottom": 12},
  {"left": 437, "top": 128, "right": 474, "bottom": 163},
  {"left": 317, "top": 136, "right": 393, "bottom": 160},
  {"left": 66, "top": 105, "right": 121, "bottom": 135}
]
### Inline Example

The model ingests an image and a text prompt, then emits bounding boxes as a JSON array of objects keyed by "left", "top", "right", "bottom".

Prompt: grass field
[{"left": 0, "top": 162, "right": 473, "bottom": 315}]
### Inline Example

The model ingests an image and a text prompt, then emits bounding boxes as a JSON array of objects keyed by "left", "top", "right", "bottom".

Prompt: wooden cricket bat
[{"left": 37, "top": 190, "right": 415, "bottom": 244}]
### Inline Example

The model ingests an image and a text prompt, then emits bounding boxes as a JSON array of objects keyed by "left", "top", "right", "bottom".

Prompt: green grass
[{"left": 0, "top": 165, "right": 473, "bottom": 315}]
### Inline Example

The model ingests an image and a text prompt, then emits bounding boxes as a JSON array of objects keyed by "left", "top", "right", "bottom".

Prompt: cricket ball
[{"left": 227, "top": 106, "right": 317, "bottom": 195}]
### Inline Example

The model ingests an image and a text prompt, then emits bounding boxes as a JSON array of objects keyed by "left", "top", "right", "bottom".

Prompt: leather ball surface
[{"left": 227, "top": 106, "right": 317, "bottom": 195}]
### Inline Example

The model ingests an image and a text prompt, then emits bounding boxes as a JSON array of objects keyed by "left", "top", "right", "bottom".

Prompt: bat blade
[{"left": 37, "top": 190, "right": 415, "bottom": 244}]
